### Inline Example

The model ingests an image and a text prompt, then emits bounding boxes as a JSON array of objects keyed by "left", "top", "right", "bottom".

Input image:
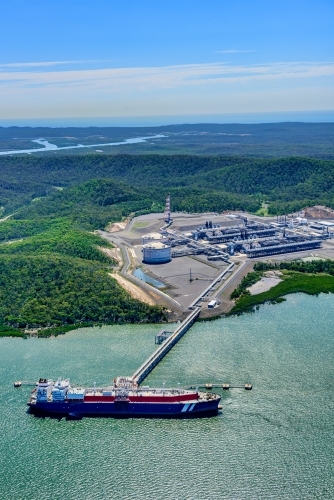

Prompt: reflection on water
[{"left": 0, "top": 294, "right": 333, "bottom": 500}]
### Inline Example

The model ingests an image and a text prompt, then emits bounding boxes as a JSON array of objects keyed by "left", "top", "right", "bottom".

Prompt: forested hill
[
  {"left": 0, "top": 217, "right": 166, "bottom": 334},
  {"left": 1, "top": 154, "right": 334, "bottom": 217},
  {"left": 1, "top": 150, "right": 333, "bottom": 333}
]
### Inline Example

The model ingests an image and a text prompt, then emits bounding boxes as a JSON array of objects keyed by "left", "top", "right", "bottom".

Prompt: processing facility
[
  {"left": 142, "top": 241, "right": 172, "bottom": 264},
  {"left": 141, "top": 213, "right": 327, "bottom": 264},
  {"left": 142, "top": 232, "right": 168, "bottom": 245},
  {"left": 139, "top": 197, "right": 329, "bottom": 265}
]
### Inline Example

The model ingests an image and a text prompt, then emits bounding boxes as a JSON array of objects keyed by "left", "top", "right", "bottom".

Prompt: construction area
[{"left": 99, "top": 199, "right": 334, "bottom": 320}]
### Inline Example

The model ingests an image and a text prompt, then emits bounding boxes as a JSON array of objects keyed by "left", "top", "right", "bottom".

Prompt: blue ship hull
[{"left": 28, "top": 399, "right": 220, "bottom": 419}]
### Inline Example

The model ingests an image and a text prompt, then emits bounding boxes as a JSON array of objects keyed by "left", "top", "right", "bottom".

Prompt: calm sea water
[{"left": 0, "top": 294, "right": 333, "bottom": 500}]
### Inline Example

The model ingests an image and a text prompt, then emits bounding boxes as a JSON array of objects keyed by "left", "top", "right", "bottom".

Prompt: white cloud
[
  {"left": 0, "top": 61, "right": 333, "bottom": 93},
  {"left": 0, "top": 59, "right": 113, "bottom": 68},
  {"left": 0, "top": 61, "right": 333, "bottom": 119}
]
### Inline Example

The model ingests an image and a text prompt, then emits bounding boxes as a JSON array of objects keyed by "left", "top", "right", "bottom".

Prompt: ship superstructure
[{"left": 28, "top": 376, "right": 220, "bottom": 418}]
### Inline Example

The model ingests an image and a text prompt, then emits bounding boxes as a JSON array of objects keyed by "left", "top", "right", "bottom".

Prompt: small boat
[{"left": 14, "top": 381, "right": 22, "bottom": 388}]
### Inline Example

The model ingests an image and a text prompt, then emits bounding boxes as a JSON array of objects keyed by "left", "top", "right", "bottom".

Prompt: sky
[{"left": 0, "top": 0, "right": 334, "bottom": 125}]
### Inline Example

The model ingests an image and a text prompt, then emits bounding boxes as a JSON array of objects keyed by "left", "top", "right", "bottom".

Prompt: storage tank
[
  {"left": 142, "top": 242, "right": 171, "bottom": 264},
  {"left": 142, "top": 232, "right": 167, "bottom": 245}
]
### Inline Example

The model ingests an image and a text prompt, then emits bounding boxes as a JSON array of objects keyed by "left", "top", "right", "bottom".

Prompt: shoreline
[
  {"left": 2, "top": 271, "right": 334, "bottom": 337},
  {"left": 228, "top": 271, "right": 334, "bottom": 315}
]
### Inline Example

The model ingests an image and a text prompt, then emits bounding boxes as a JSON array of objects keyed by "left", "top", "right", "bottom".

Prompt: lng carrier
[
  {"left": 27, "top": 377, "right": 221, "bottom": 418},
  {"left": 27, "top": 309, "right": 222, "bottom": 418}
]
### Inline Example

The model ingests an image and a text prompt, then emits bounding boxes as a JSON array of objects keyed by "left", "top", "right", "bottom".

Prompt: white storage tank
[
  {"left": 142, "top": 242, "right": 171, "bottom": 264},
  {"left": 142, "top": 232, "right": 167, "bottom": 245}
]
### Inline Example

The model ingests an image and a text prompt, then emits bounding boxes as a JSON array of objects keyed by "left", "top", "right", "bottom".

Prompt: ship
[{"left": 27, "top": 376, "right": 221, "bottom": 419}]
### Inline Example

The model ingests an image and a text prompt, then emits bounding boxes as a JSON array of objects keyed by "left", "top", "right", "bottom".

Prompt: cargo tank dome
[{"left": 142, "top": 242, "right": 171, "bottom": 264}]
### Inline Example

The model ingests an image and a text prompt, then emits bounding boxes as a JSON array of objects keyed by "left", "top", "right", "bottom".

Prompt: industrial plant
[
  {"left": 102, "top": 195, "right": 334, "bottom": 313},
  {"left": 142, "top": 241, "right": 172, "bottom": 264},
  {"left": 140, "top": 196, "right": 329, "bottom": 264}
]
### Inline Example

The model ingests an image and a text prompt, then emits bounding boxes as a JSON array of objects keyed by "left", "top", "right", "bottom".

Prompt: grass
[
  {"left": 229, "top": 271, "right": 334, "bottom": 315},
  {"left": 132, "top": 221, "right": 150, "bottom": 229}
]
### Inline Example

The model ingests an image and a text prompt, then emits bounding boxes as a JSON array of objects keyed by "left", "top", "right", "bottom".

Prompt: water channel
[
  {"left": 0, "top": 293, "right": 333, "bottom": 499},
  {"left": 0, "top": 135, "right": 166, "bottom": 155}
]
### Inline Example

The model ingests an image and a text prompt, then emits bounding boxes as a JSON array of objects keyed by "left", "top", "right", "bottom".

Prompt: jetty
[
  {"left": 132, "top": 307, "right": 201, "bottom": 385},
  {"left": 14, "top": 381, "right": 36, "bottom": 387},
  {"left": 188, "top": 384, "right": 252, "bottom": 391},
  {"left": 14, "top": 307, "right": 253, "bottom": 391},
  {"left": 132, "top": 305, "right": 252, "bottom": 388}
]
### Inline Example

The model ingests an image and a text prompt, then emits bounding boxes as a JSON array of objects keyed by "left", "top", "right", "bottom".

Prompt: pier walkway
[{"left": 132, "top": 307, "right": 201, "bottom": 385}]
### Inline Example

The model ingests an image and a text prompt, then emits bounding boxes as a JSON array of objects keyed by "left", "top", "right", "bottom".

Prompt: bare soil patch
[
  {"left": 99, "top": 246, "right": 123, "bottom": 266},
  {"left": 109, "top": 273, "right": 156, "bottom": 305}
]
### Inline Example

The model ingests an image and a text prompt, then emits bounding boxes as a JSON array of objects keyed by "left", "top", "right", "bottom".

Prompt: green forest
[
  {"left": 1, "top": 122, "right": 334, "bottom": 158},
  {"left": 1, "top": 154, "right": 334, "bottom": 218},
  {"left": 0, "top": 215, "right": 166, "bottom": 335},
  {"left": 1, "top": 148, "right": 334, "bottom": 335},
  {"left": 0, "top": 253, "right": 165, "bottom": 331}
]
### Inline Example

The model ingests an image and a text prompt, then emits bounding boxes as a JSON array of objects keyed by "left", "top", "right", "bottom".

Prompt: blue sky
[{"left": 1, "top": 0, "right": 334, "bottom": 125}]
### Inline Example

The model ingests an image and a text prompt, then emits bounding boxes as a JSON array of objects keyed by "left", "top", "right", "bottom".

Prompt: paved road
[
  {"left": 213, "top": 259, "right": 250, "bottom": 299},
  {"left": 98, "top": 230, "right": 185, "bottom": 313}
]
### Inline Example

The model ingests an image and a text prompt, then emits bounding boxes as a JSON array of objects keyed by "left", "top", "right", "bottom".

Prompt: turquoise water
[
  {"left": 134, "top": 268, "right": 165, "bottom": 288},
  {"left": 0, "top": 294, "right": 333, "bottom": 499}
]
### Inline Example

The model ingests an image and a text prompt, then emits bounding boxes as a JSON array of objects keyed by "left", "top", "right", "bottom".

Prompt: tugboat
[{"left": 27, "top": 377, "right": 221, "bottom": 419}]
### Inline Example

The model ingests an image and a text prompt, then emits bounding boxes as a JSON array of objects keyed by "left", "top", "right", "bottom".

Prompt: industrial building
[
  {"left": 192, "top": 220, "right": 276, "bottom": 244},
  {"left": 142, "top": 232, "right": 168, "bottom": 245},
  {"left": 189, "top": 217, "right": 324, "bottom": 258},
  {"left": 142, "top": 242, "right": 172, "bottom": 264},
  {"left": 141, "top": 211, "right": 326, "bottom": 265},
  {"left": 242, "top": 236, "right": 322, "bottom": 258}
]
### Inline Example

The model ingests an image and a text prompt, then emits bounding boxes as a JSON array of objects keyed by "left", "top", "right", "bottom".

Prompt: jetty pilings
[{"left": 132, "top": 307, "right": 201, "bottom": 385}]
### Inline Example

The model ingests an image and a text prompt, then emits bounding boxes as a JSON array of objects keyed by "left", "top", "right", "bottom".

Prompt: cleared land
[
  {"left": 248, "top": 277, "right": 282, "bottom": 295},
  {"left": 107, "top": 211, "right": 334, "bottom": 318},
  {"left": 110, "top": 273, "right": 156, "bottom": 305}
]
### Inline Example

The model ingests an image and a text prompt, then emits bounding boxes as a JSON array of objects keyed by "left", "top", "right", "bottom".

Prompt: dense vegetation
[
  {"left": 230, "top": 271, "right": 262, "bottom": 299},
  {"left": 1, "top": 127, "right": 334, "bottom": 333},
  {"left": 0, "top": 216, "right": 166, "bottom": 335},
  {"left": 254, "top": 259, "right": 334, "bottom": 275},
  {"left": 229, "top": 260, "right": 334, "bottom": 315},
  {"left": 0, "top": 254, "right": 166, "bottom": 331},
  {"left": 1, "top": 153, "right": 334, "bottom": 218},
  {"left": 12, "top": 179, "right": 258, "bottom": 230},
  {"left": 0, "top": 220, "right": 112, "bottom": 263},
  {"left": 1, "top": 123, "right": 334, "bottom": 158}
]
